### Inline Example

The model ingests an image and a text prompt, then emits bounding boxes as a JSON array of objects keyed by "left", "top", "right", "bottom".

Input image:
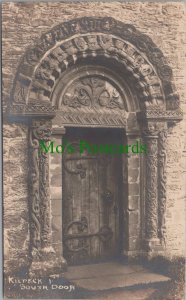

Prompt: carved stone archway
[{"left": 8, "top": 17, "right": 183, "bottom": 275}]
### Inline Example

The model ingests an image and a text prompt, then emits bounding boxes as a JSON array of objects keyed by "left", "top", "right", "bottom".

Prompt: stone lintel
[
  {"left": 143, "top": 238, "right": 165, "bottom": 253},
  {"left": 8, "top": 103, "right": 57, "bottom": 118},
  {"left": 137, "top": 109, "right": 183, "bottom": 122}
]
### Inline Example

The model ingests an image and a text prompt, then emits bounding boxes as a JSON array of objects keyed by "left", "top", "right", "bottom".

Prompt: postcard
[{"left": 2, "top": 1, "right": 185, "bottom": 299}]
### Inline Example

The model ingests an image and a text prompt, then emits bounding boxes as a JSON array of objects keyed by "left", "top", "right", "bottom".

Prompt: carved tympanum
[{"left": 63, "top": 76, "right": 125, "bottom": 110}]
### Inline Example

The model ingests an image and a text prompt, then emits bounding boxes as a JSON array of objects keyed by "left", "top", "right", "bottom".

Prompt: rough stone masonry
[{"left": 2, "top": 2, "right": 186, "bottom": 273}]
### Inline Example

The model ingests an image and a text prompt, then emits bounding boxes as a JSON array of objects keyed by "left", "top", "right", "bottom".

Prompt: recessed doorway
[{"left": 62, "top": 127, "right": 125, "bottom": 265}]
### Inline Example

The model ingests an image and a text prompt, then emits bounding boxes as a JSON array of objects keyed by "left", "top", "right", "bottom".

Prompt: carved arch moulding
[
  {"left": 8, "top": 16, "right": 182, "bottom": 121},
  {"left": 7, "top": 17, "right": 183, "bottom": 268}
]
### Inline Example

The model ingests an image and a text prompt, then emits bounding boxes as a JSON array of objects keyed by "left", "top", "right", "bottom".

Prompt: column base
[
  {"left": 144, "top": 238, "right": 165, "bottom": 254},
  {"left": 29, "top": 248, "right": 67, "bottom": 277},
  {"left": 123, "top": 250, "right": 142, "bottom": 259}
]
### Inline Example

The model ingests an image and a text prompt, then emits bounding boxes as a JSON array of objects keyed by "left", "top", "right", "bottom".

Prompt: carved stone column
[
  {"left": 158, "top": 129, "right": 168, "bottom": 246},
  {"left": 143, "top": 122, "right": 162, "bottom": 252},
  {"left": 29, "top": 119, "right": 67, "bottom": 276},
  {"left": 137, "top": 108, "right": 183, "bottom": 254}
]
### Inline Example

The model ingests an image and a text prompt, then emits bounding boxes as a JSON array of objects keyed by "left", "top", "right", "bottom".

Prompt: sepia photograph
[{"left": 1, "top": 1, "right": 186, "bottom": 299}]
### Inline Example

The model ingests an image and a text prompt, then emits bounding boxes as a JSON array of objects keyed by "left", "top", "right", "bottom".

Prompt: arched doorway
[{"left": 8, "top": 17, "right": 183, "bottom": 275}]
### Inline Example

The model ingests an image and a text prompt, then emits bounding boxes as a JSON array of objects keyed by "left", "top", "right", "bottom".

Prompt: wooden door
[{"left": 62, "top": 128, "right": 123, "bottom": 265}]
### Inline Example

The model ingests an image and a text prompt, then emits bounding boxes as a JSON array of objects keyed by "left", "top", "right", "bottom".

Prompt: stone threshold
[{"left": 64, "top": 261, "right": 171, "bottom": 291}]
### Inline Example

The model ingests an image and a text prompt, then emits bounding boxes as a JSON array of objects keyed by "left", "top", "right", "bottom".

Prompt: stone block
[
  {"left": 128, "top": 157, "right": 140, "bottom": 169},
  {"left": 52, "top": 242, "right": 63, "bottom": 255},
  {"left": 5, "top": 216, "right": 29, "bottom": 253},
  {"left": 128, "top": 211, "right": 139, "bottom": 225},
  {"left": 3, "top": 161, "right": 21, "bottom": 177},
  {"left": 50, "top": 153, "right": 62, "bottom": 164},
  {"left": 8, "top": 140, "right": 28, "bottom": 157},
  {"left": 128, "top": 168, "right": 139, "bottom": 183},
  {"left": 52, "top": 216, "right": 62, "bottom": 232},
  {"left": 128, "top": 183, "right": 140, "bottom": 196},
  {"left": 51, "top": 199, "right": 62, "bottom": 216},
  {"left": 128, "top": 223, "right": 139, "bottom": 237},
  {"left": 128, "top": 195, "right": 139, "bottom": 210},
  {"left": 128, "top": 237, "right": 140, "bottom": 251},
  {"left": 126, "top": 113, "right": 139, "bottom": 131},
  {"left": 50, "top": 166, "right": 62, "bottom": 187},
  {"left": 50, "top": 174, "right": 62, "bottom": 187},
  {"left": 50, "top": 165, "right": 62, "bottom": 175},
  {"left": 52, "top": 229, "right": 62, "bottom": 243},
  {"left": 3, "top": 124, "right": 27, "bottom": 138},
  {"left": 50, "top": 187, "right": 62, "bottom": 200}
]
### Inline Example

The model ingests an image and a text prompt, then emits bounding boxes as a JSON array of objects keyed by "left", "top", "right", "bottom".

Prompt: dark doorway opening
[{"left": 62, "top": 127, "right": 125, "bottom": 265}]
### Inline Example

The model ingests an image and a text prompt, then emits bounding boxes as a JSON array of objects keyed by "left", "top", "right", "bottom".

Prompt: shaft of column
[
  {"left": 144, "top": 135, "right": 158, "bottom": 241},
  {"left": 29, "top": 119, "right": 53, "bottom": 255}
]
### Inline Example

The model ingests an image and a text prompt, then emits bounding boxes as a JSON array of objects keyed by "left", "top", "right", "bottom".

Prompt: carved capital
[
  {"left": 32, "top": 119, "right": 52, "bottom": 141},
  {"left": 142, "top": 121, "right": 166, "bottom": 137},
  {"left": 142, "top": 124, "right": 159, "bottom": 137}
]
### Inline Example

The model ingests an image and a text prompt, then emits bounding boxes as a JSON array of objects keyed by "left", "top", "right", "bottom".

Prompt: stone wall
[
  {"left": 2, "top": 2, "right": 186, "bottom": 268},
  {"left": 3, "top": 123, "right": 30, "bottom": 273}
]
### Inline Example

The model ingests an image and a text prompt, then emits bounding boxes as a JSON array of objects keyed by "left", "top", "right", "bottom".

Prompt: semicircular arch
[{"left": 10, "top": 16, "right": 180, "bottom": 116}]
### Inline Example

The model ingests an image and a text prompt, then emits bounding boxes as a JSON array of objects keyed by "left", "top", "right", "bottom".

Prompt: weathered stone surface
[
  {"left": 3, "top": 123, "right": 27, "bottom": 138},
  {"left": 128, "top": 169, "right": 139, "bottom": 183},
  {"left": 128, "top": 237, "right": 140, "bottom": 251},
  {"left": 128, "top": 223, "right": 140, "bottom": 237},
  {"left": 50, "top": 172, "right": 62, "bottom": 187},
  {"left": 50, "top": 153, "right": 62, "bottom": 164},
  {"left": 50, "top": 187, "right": 62, "bottom": 200},
  {"left": 128, "top": 196, "right": 140, "bottom": 210},
  {"left": 51, "top": 199, "right": 62, "bottom": 216},
  {"left": 3, "top": 122, "right": 29, "bottom": 273},
  {"left": 128, "top": 183, "right": 140, "bottom": 196},
  {"left": 2, "top": 2, "right": 186, "bottom": 270},
  {"left": 64, "top": 262, "right": 170, "bottom": 291},
  {"left": 52, "top": 216, "right": 62, "bottom": 233},
  {"left": 128, "top": 211, "right": 140, "bottom": 226},
  {"left": 127, "top": 113, "right": 140, "bottom": 131},
  {"left": 49, "top": 141, "right": 63, "bottom": 255},
  {"left": 128, "top": 157, "right": 140, "bottom": 169}
]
